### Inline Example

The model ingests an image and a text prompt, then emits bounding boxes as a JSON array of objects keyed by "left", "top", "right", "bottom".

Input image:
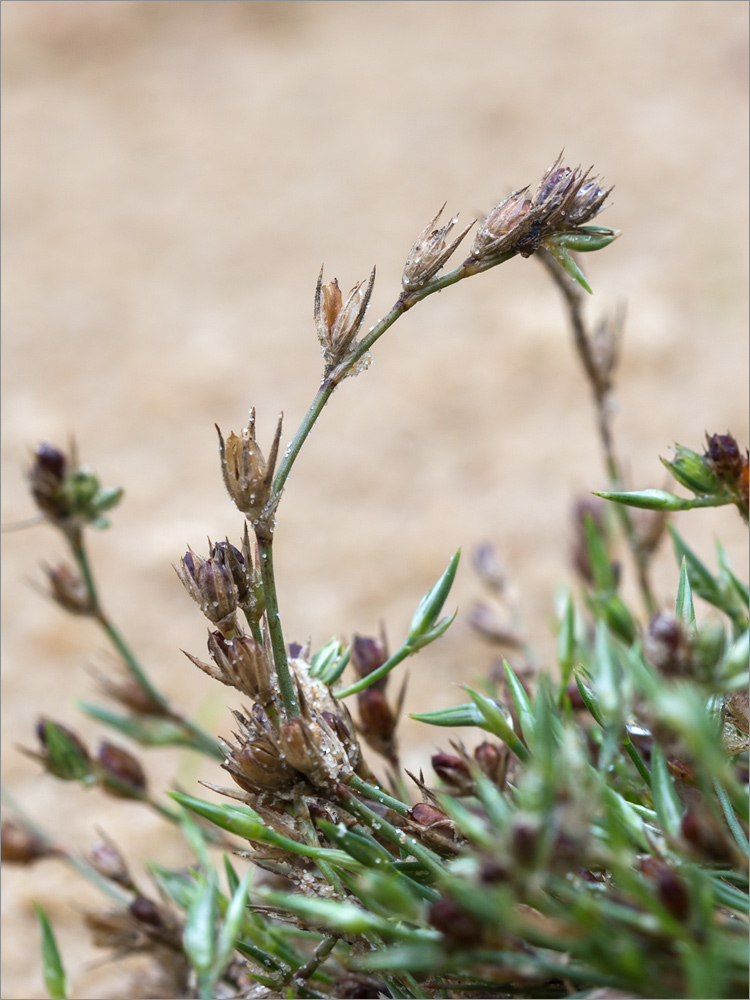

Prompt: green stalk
[
  {"left": 347, "top": 773, "right": 410, "bottom": 816},
  {"left": 337, "top": 646, "right": 412, "bottom": 699},
  {"left": 70, "top": 528, "right": 223, "bottom": 758},
  {"left": 256, "top": 538, "right": 299, "bottom": 718},
  {"left": 272, "top": 254, "right": 515, "bottom": 499}
]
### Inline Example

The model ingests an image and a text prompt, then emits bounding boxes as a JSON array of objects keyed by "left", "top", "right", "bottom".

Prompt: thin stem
[
  {"left": 336, "top": 645, "right": 412, "bottom": 699},
  {"left": 539, "top": 250, "right": 657, "bottom": 617},
  {"left": 347, "top": 773, "right": 410, "bottom": 816},
  {"left": 336, "top": 786, "right": 446, "bottom": 878},
  {"left": 621, "top": 734, "right": 652, "bottom": 789},
  {"left": 69, "top": 528, "right": 223, "bottom": 758},
  {"left": 272, "top": 253, "right": 515, "bottom": 500},
  {"left": 256, "top": 538, "right": 299, "bottom": 718}
]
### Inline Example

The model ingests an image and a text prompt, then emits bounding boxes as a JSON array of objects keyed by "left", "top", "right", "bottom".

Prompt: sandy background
[{"left": 2, "top": 2, "right": 748, "bottom": 997}]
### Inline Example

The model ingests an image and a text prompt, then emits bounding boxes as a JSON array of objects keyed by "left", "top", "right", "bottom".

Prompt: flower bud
[
  {"left": 174, "top": 546, "right": 240, "bottom": 631},
  {"left": 705, "top": 433, "right": 743, "bottom": 482},
  {"left": 88, "top": 836, "right": 135, "bottom": 889},
  {"left": 662, "top": 444, "right": 720, "bottom": 495},
  {"left": 640, "top": 857, "right": 690, "bottom": 922},
  {"left": 473, "top": 741, "right": 509, "bottom": 788},
  {"left": 206, "top": 629, "right": 275, "bottom": 703},
  {"left": 97, "top": 742, "right": 147, "bottom": 798},
  {"left": 643, "top": 613, "right": 693, "bottom": 677},
  {"left": 314, "top": 266, "right": 376, "bottom": 373},
  {"left": 431, "top": 752, "right": 475, "bottom": 795},
  {"left": 42, "top": 562, "right": 95, "bottom": 616},
  {"left": 129, "top": 895, "right": 165, "bottom": 928},
  {"left": 1, "top": 821, "right": 54, "bottom": 864},
  {"left": 350, "top": 634, "right": 388, "bottom": 686},
  {"left": 28, "top": 442, "right": 123, "bottom": 530},
  {"left": 28, "top": 443, "right": 69, "bottom": 521},
  {"left": 402, "top": 206, "right": 473, "bottom": 293},
  {"left": 32, "top": 718, "right": 92, "bottom": 781},
  {"left": 216, "top": 410, "right": 282, "bottom": 538},
  {"left": 408, "top": 802, "right": 460, "bottom": 850},
  {"left": 427, "top": 898, "right": 482, "bottom": 948}
]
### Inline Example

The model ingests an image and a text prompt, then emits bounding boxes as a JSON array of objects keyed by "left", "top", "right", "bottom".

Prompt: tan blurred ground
[{"left": 1, "top": 2, "right": 748, "bottom": 997}]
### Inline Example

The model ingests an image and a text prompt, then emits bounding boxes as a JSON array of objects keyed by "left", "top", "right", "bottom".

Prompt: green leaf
[
  {"left": 582, "top": 513, "right": 615, "bottom": 591},
  {"left": 650, "top": 744, "right": 683, "bottom": 838},
  {"left": 410, "top": 702, "right": 486, "bottom": 729},
  {"left": 213, "top": 869, "right": 253, "bottom": 982},
  {"left": 183, "top": 870, "right": 218, "bottom": 973},
  {"left": 408, "top": 550, "right": 460, "bottom": 640},
  {"left": 549, "top": 225, "right": 621, "bottom": 252},
  {"left": 574, "top": 672, "right": 604, "bottom": 727},
  {"left": 593, "top": 623, "right": 623, "bottom": 722},
  {"left": 78, "top": 702, "right": 197, "bottom": 748},
  {"left": 594, "top": 488, "right": 726, "bottom": 512},
  {"left": 503, "top": 660, "right": 535, "bottom": 747},
  {"left": 556, "top": 591, "right": 576, "bottom": 694},
  {"left": 675, "top": 558, "right": 696, "bottom": 632},
  {"left": 149, "top": 863, "right": 198, "bottom": 912},
  {"left": 716, "top": 540, "right": 750, "bottom": 609},
  {"left": 464, "top": 687, "right": 530, "bottom": 762},
  {"left": 542, "top": 238, "right": 593, "bottom": 293},
  {"left": 35, "top": 904, "right": 68, "bottom": 1000}
]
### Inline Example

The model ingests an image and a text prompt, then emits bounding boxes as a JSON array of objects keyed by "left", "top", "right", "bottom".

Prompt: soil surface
[{"left": 2, "top": 3, "right": 748, "bottom": 997}]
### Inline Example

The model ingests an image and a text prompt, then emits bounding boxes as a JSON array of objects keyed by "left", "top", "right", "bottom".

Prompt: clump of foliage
[{"left": 3, "top": 156, "right": 748, "bottom": 1000}]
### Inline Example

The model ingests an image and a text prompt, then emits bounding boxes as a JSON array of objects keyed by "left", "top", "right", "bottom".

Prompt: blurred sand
[{"left": 1, "top": 2, "right": 748, "bottom": 996}]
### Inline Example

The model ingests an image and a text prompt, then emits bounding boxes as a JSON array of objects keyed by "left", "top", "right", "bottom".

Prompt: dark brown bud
[
  {"left": 333, "top": 974, "right": 392, "bottom": 999},
  {"left": 640, "top": 857, "right": 690, "bottom": 922},
  {"left": 42, "top": 562, "right": 95, "bottom": 616},
  {"left": 681, "top": 807, "right": 737, "bottom": 864},
  {"left": 351, "top": 634, "right": 389, "bottom": 685},
  {"left": 644, "top": 613, "right": 693, "bottom": 677},
  {"left": 408, "top": 802, "right": 460, "bottom": 851},
  {"left": 427, "top": 898, "right": 482, "bottom": 948},
  {"left": 358, "top": 687, "right": 396, "bottom": 743},
  {"left": 129, "top": 895, "right": 165, "bottom": 928},
  {"left": 431, "top": 753, "right": 475, "bottom": 795},
  {"left": 97, "top": 742, "right": 147, "bottom": 798},
  {"left": 92, "top": 669, "right": 167, "bottom": 717},
  {"left": 705, "top": 433, "right": 743, "bottom": 481},
  {"left": 216, "top": 410, "right": 282, "bottom": 537},
  {"left": 28, "top": 443, "right": 69, "bottom": 521},
  {"left": 473, "top": 741, "right": 509, "bottom": 788},
  {"left": 511, "top": 818, "right": 540, "bottom": 867},
  {"left": 1, "top": 821, "right": 53, "bottom": 864},
  {"left": 88, "top": 836, "right": 135, "bottom": 888},
  {"left": 478, "top": 856, "right": 511, "bottom": 884}
]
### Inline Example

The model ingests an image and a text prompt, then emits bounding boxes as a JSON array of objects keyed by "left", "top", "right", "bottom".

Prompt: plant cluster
[{"left": 3, "top": 156, "right": 748, "bottom": 1000}]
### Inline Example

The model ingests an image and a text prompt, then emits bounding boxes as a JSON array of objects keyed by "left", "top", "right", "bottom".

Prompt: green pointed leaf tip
[
  {"left": 35, "top": 904, "right": 68, "bottom": 1000},
  {"left": 214, "top": 870, "right": 253, "bottom": 979},
  {"left": 543, "top": 240, "right": 593, "bottom": 294},
  {"left": 649, "top": 745, "right": 683, "bottom": 838},
  {"left": 408, "top": 549, "right": 460, "bottom": 639},
  {"left": 675, "top": 558, "right": 696, "bottom": 631},
  {"left": 550, "top": 226, "right": 621, "bottom": 253},
  {"left": 595, "top": 488, "right": 688, "bottom": 511},
  {"left": 410, "top": 701, "right": 486, "bottom": 728}
]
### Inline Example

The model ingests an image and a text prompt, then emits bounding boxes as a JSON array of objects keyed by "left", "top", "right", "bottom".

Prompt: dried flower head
[
  {"left": 221, "top": 707, "right": 299, "bottom": 794},
  {"left": 402, "top": 205, "right": 474, "bottom": 293},
  {"left": 185, "top": 628, "right": 275, "bottom": 705},
  {"left": 216, "top": 410, "right": 283, "bottom": 539},
  {"left": 314, "top": 266, "right": 375, "bottom": 373},
  {"left": 470, "top": 154, "right": 612, "bottom": 265}
]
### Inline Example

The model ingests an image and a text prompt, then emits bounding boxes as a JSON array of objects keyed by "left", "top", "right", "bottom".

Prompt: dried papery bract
[
  {"left": 216, "top": 409, "right": 283, "bottom": 540},
  {"left": 402, "top": 205, "right": 474, "bottom": 293},
  {"left": 314, "top": 266, "right": 376, "bottom": 375}
]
